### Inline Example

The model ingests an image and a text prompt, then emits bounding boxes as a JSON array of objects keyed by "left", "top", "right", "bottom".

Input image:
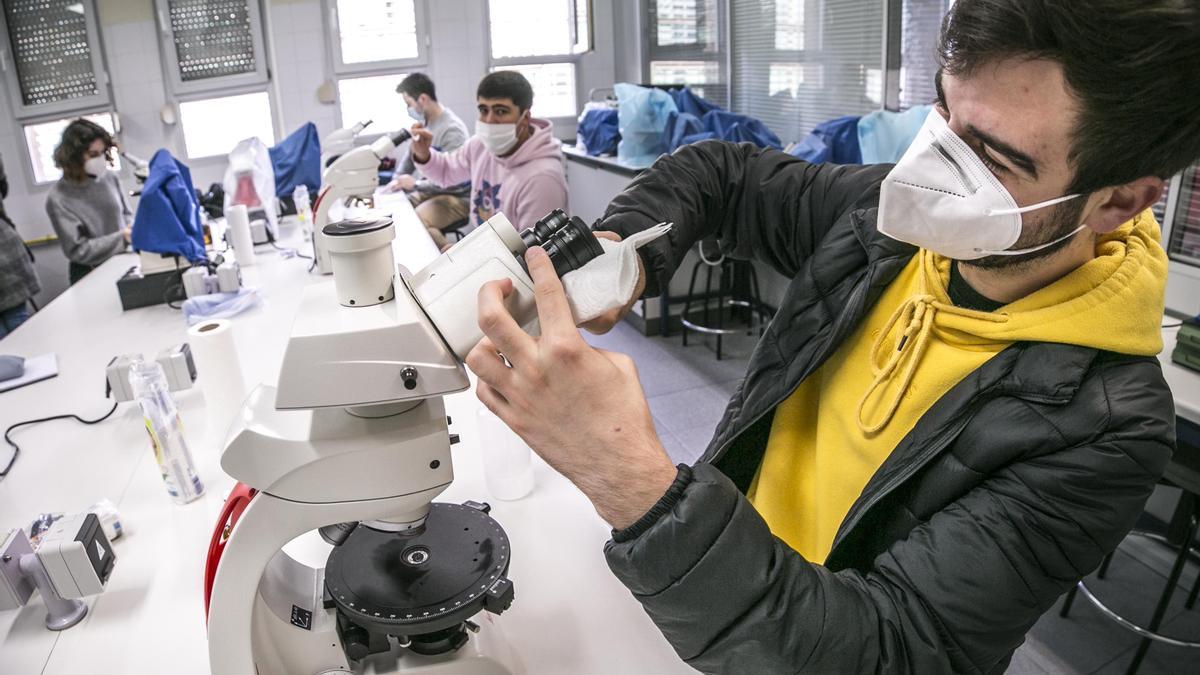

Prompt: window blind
[
  {"left": 645, "top": 0, "right": 728, "bottom": 107},
  {"left": 167, "top": 0, "right": 257, "bottom": 82},
  {"left": 3, "top": 0, "right": 99, "bottom": 106},
  {"left": 731, "top": 0, "right": 884, "bottom": 145},
  {"left": 898, "top": 0, "right": 951, "bottom": 110}
]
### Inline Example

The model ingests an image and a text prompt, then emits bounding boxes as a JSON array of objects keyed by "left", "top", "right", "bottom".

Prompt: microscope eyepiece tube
[{"left": 520, "top": 210, "right": 604, "bottom": 278}]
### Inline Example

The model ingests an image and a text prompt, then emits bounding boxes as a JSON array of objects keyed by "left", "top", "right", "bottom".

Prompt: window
[
  {"left": 179, "top": 91, "right": 275, "bottom": 158},
  {"left": 337, "top": 74, "right": 417, "bottom": 136},
  {"left": 156, "top": 0, "right": 269, "bottom": 94},
  {"left": 488, "top": 63, "right": 577, "bottom": 119},
  {"left": 1165, "top": 164, "right": 1200, "bottom": 266},
  {"left": 731, "top": 0, "right": 883, "bottom": 143},
  {"left": 327, "top": 0, "right": 426, "bottom": 73},
  {"left": 23, "top": 112, "right": 120, "bottom": 184},
  {"left": 0, "top": 0, "right": 110, "bottom": 118},
  {"left": 487, "top": 0, "right": 592, "bottom": 120},
  {"left": 644, "top": 0, "right": 727, "bottom": 107},
  {"left": 886, "top": 0, "right": 953, "bottom": 111}
]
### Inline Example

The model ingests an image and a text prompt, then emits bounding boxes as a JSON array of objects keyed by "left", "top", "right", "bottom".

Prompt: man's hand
[
  {"left": 410, "top": 124, "right": 434, "bottom": 164},
  {"left": 580, "top": 231, "right": 645, "bottom": 334},
  {"left": 466, "top": 246, "right": 677, "bottom": 530},
  {"left": 385, "top": 174, "right": 417, "bottom": 193},
  {"left": 122, "top": 226, "right": 132, "bottom": 244}
]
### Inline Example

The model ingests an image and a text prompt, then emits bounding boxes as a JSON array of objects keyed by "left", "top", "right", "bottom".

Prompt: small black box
[{"left": 115, "top": 266, "right": 180, "bottom": 311}]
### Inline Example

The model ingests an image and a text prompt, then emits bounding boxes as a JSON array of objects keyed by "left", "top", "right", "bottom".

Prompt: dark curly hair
[
  {"left": 53, "top": 118, "right": 114, "bottom": 181},
  {"left": 938, "top": 0, "right": 1200, "bottom": 195}
]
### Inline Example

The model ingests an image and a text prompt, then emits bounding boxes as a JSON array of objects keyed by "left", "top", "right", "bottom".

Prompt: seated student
[
  {"left": 384, "top": 73, "right": 472, "bottom": 236},
  {"left": 411, "top": 70, "right": 568, "bottom": 250},
  {"left": 45, "top": 119, "right": 131, "bottom": 284},
  {"left": 0, "top": 152, "right": 40, "bottom": 338}
]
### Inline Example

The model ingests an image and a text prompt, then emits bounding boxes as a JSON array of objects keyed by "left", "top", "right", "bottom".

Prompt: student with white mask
[
  {"left": 463, "top": 1, "right": 1200, "bottom": 672},
  {"left": 45, "top": 119, "right": 131, "bottom": 284},
  {"left": 411, "top": 71, "right": 567, "bottom": 250}
]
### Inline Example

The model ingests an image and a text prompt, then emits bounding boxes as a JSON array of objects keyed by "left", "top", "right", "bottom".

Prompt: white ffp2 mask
[
  {"left": 877, "top": 109, "right": 1082, "bottom": 260},
  {"left": 476, "top": 121, "right": 519, "bottom": 156},
  {"left": 84, "top": 155, "right": 108, "bottom": 178}
]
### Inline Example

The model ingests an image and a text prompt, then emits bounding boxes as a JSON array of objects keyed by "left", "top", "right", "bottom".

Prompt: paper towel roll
[
  {"left": 187, "top": 319, "right": 248, "bottom": 447},
  {"left": 227, "top": 204, "right": 256, "bottom": 267}
]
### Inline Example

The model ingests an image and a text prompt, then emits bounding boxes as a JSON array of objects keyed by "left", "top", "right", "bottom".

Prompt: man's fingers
[
  {"left": 593, "top": 230, "right": 622, "bottom": 243},
  {"left": 465, "top": 337, "right": 514, "bottom": 390},
  {"left": 525, "top": 246, "right": 577, "bottom": 339},
  {"left": 476, "top": 380, "right": 514, "bottom": 420},
  {"left": 477, "top": 278, "right": 535, "bottom": 362}
]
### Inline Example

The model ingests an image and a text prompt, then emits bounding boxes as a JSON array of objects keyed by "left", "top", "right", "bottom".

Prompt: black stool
[
  {"left": 679, "top": 240, "right": 770, "bottom": 360},
  {"left": 1059, "top": 434, "right": 1200, "bottom": 674}
]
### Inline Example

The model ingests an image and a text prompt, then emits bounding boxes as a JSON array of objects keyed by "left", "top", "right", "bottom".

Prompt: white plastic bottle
[
  {"left": 293, "top": 184, "right": 313, "bottom": 239},
  {"left": 129, "top": 358, "right": 205, "bottom": 504},
  {"left": 476, "top": 407, "right": 535, "bottom": 501}
]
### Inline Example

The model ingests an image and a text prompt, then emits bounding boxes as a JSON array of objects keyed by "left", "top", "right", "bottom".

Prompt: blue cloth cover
[
  {"left": 577, "top": 108, "right": 620, "bottom": 156},
  {"left": 131, "top": 149, "right": 207, "bottom": 262},
  {"left": 787, "top": 115, "right": 862, "bottom": 164},
  {"left": 857, "top": 104, "right": 932, "bottom": 164},
  {"left": 268, "top": 122, "right": 321, "bottom": 197},
  {"left": 668, "top": 87, "right": 722, "bottom": 117},
  {"left": 663, "top": 108, "right": 783, "bottom": 154},
  {"left": 658, "top": 87, "right": 782, "bottom": 154}
]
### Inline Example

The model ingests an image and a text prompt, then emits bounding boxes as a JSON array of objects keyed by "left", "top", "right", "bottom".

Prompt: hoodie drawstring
[{"left": 856, "top": 294, "right": 1007, "bottom": 434}]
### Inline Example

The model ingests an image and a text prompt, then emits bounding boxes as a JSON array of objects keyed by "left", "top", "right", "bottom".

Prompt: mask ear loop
[
  {"left": 974, "top": 223, "right": 1089, "bottom": 257},
  {"left": 986, "top": 193, "right": 1079, "bottom": 216}
]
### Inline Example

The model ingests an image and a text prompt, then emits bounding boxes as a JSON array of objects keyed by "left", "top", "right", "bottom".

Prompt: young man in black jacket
[{"left": 467, "top": 1, "right": 1200, "bottom": 672}]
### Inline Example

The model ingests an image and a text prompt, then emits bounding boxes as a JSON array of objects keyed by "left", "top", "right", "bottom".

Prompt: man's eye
[{"left": 979, "top": 149, "right": 1008, "bottom": 175}]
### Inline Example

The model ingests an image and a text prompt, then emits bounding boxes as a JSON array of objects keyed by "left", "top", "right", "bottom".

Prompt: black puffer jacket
[{"left": 597, "top": 141, "right": 1174, "bottom": 674}]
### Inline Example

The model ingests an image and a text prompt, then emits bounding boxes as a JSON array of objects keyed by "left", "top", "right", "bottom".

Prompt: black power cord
[{"left": 2, "top": 400, "right": 120, "bottom": 478}]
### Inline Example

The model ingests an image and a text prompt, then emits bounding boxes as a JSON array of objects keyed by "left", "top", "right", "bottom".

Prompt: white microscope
[
  {"left": 205, "top": 209, "right": 603, "bottom": 674},
  {"left": 312, "top": 128, "right": 411, "bottom": 275}
]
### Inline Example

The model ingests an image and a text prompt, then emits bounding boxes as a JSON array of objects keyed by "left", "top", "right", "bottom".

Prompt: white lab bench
[{"left": 0, "top": 197, "right": 694, "bottom": 675}]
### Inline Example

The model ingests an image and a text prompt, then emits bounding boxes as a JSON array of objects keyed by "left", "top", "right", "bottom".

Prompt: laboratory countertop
[
  {"left": 1159, "top": 324, "right": 1200, "bottom": 425},
  {"left": 561, "top": 144, "right": 651, "bottom": 177},
  {"left": 0, "top": 197, "right": 694, "bottom": 675}
]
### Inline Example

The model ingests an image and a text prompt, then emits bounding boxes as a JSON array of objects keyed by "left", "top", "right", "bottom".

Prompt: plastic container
[
  {"left": 476, "top": 408, "right": 535, "bottom": 501},
  {"left": 129, "top": 358, "right": 205, "bottom": 504}
]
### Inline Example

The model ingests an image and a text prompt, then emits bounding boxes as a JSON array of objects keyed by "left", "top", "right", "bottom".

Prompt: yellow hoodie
[{"left": 748, "top": 210, "right": 1167, "bottom": 563}]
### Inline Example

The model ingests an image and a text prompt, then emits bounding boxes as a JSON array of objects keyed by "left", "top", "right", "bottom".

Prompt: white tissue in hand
[{"left": 562, "top": 223, "right": 671, "bottom": 323}]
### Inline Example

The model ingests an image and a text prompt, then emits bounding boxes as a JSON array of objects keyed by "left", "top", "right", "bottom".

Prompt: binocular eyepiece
[{"left": 520, "top": 209, "right": 604, "bottom": 278}]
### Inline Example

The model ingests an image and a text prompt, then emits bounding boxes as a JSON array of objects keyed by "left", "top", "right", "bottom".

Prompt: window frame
[
  {"left": 483, "top": 0, "right": 594, "bottom": 127},
  {"left": 153, "top": 0, "right": 271, "bottom": 97},
  {"left": 19, "top": 109, "right": 122, "bottom": 186},
  {"left": 323, "top": 0, "right": 430, "bottom": 77},
  {"left": 175, "top": 89, "right": 277, "bottom": 160},
  {"left": 641, "top": 0, "right": 731, "bottom": 105},
  {"left": 0, "top": 0, "right": 112, "bottom": 120}
]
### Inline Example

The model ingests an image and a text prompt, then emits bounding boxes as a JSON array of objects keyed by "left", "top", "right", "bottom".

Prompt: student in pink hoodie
[{"left": 411, "top": 71, "right": 568, "bottom": 250}]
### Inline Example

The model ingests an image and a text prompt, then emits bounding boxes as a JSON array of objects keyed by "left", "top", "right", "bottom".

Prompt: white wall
[{"left": 0, "top": 0, "right": 624, "bottom": 243}]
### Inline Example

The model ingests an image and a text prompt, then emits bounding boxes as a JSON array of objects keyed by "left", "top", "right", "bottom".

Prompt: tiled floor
[{"left": 586, "top": 320, "right": 1200, "bottom": 675}]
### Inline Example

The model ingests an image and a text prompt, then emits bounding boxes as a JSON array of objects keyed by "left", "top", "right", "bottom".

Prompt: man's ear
[{"left": 1087, "top": 176, "right": 1165, "bottom": 234}]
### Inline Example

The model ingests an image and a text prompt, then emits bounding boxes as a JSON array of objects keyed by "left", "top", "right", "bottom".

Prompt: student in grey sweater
[
  {"left": 383, "top": 73, "right": 470, "bottom": 233},
  {"left": 45, "top": 119, "right": 131, "bottom": 285}
]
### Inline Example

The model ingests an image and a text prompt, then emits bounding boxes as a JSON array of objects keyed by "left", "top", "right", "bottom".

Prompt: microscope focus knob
[
  {"left": 342, "top": 624, "right": 372, "bottom": 661},
  {"left": 401, "top": 367, "right": 419, "bottom": 390}
]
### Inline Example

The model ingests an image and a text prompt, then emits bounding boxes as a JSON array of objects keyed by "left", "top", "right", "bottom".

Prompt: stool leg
[
  {"left": 1124, "top": 512, "right": 1198, "bottom": 675},
  {"left": 1060, "top": 582, "right": 1081, "bottom": 618},
  {"left": 1186, "top": 562, "right": 1200, "bottom": 610},
  {"left": 715, "top": 262, "right": 730, "bottom": 360},
  {"left": 681, "top": 261, "right": 702, "bottom": 348}
]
